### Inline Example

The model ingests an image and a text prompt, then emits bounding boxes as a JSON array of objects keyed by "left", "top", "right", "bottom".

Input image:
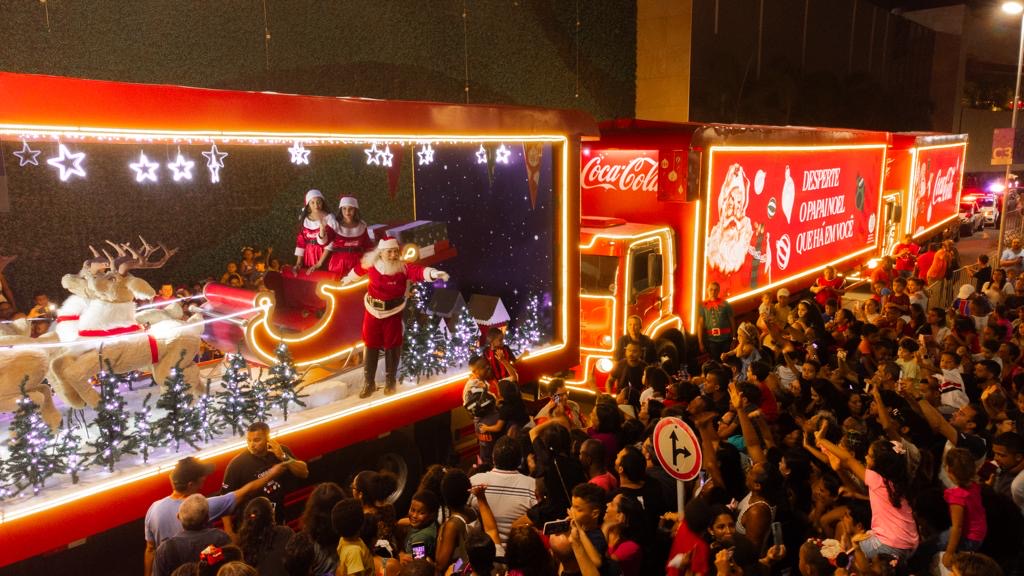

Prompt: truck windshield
[{"left": 581, "top": 254, "right": 618, "bottom": 295}]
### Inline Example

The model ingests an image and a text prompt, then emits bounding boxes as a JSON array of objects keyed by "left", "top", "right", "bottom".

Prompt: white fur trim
[
  {"left": 338, "top": 196, "right": 359, "bottom": 209},
  {"left": 294, "top": 247, "right": 305, "bottom": 257},
  {"left": 377, "top": 237, "right": 399, "bottom": 250},
  {"left": 332, "top": 220, "right": 367, "bottom": 238},
  {"left": 305, "top": 189, "right": 324, "bottom": 205}
]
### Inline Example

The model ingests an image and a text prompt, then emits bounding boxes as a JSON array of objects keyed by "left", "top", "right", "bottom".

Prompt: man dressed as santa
[{"left": 343, "top": 236, "right": 450, "bottom": 398}]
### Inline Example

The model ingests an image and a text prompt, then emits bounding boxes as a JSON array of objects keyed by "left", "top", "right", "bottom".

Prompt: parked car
[
  {"left": 959, "top": 199, "right": 985, "bottom": 235},
  {"left": 978, "top": 195, "right": 1001, "bottom": 226}
]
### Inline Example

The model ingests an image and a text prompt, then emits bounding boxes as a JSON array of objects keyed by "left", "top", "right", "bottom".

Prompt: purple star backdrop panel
[{"left": 414, "top": 143, "right": 554, "bottom": 339}]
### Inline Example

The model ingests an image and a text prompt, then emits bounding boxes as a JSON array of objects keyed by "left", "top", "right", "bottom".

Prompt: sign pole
[{"left": 677, "top": 479, "right": 685, "bottom": 517}]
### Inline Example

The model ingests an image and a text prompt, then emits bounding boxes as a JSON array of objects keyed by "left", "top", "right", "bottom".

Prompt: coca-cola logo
[{"left": 581, "top": 154, "right": 658, "bottom": 193}]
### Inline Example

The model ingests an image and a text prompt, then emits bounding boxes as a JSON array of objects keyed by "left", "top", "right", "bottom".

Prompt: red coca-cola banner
[
  {"left": 581, "top": 149, "right": 659, "bottom": 194},
  {"left": 910, "top": 144, "right": 965, "bottom": 236},
  {"left": 704, "top": 146, "right": 885, "bottom": 300}
]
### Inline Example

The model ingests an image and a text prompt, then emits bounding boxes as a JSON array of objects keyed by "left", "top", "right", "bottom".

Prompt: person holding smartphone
[{"left": 398, "top": 490, "right": 439, "bottom": 564}]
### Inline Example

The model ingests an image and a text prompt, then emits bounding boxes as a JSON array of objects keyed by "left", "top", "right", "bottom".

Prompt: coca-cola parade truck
[
  {"left": 572, "top": 120, "right": 965, "bottom": 385},
  {"left": 0, "top": 72, "right": 593, "bottom": 571}
]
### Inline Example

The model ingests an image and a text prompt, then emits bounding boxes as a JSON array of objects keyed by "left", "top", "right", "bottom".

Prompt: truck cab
[{"left": 579, "top": 217, "right": 679, "bottom": 385}]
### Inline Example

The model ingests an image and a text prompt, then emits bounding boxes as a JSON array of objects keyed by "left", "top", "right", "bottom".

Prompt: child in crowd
[
  {"left": 463, "top": 356, "right": 500, "bottom": 468},
  {"left": 398, "top": 490, "right": 440, "bottom": 564},
  {"left": 332, "top": 498, "right": 374, "bottom": 576},
  {"left": 940, "top": 448, "right": 987, "bottom": 570}
]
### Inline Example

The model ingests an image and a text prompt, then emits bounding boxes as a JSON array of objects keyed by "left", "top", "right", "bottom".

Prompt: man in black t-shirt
[
  {"left": 220, "top": 422, "right": 309, "bottom": 538},
  {"left": 608, "top": 342, "right": 647, "bottom": 414}
]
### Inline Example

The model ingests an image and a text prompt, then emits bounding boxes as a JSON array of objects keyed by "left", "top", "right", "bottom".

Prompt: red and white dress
[
  {"left": 293, "top": 216, "right": 336, "bottom": 269},
  {"left": 325, "top": 220, "right": 373, "bottom": 276},
  {"left": 346, "top": 260, "right": 441, "bottom": 349}
]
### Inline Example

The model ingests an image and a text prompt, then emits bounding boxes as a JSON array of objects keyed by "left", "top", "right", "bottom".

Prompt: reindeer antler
[
  {"left": 117, "top": 239, "right": 177, "bottom": 275},
  {"left": 82, "top": 245, "right": 109, "bottom": 273}
]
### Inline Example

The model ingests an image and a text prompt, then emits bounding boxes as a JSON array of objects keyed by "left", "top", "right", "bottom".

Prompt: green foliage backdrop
[{"left": 0, "top": 1, "right": 637, "bottom": 308}]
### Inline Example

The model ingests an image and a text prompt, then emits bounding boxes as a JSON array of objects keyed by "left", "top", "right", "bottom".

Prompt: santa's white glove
[
  {"left": 431, "top": 270, "right": 450, "bottom": 282},
  {"left": 340, "top": 270, "right": 360, "bottom": 286}
]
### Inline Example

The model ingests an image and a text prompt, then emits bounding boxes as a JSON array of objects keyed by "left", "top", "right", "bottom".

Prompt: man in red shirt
[
  {"left": 871, "top": 256, "right": 894, "bottom": 289},
  {"left": 915, "top": 243, "right": 939, "bottom": 281},
  {"left": 344, "top": 237, "right": 450, "bottom": 397}
]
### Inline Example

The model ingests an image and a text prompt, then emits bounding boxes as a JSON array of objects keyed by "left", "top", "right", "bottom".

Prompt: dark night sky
[{"left": 415, "top": 143, "right": 554, "bottom": 329}]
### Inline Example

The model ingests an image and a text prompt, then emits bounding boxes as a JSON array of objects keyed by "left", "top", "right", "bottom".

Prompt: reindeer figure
[{"left": 49, "top": 239, "right": 204, "bottom": 408}]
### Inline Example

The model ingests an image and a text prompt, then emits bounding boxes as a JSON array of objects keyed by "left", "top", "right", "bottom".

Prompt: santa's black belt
[
  {"left": 367, "top": 295, "right": 405, "bottom": 311},
  {"left": 332, "top": 246, "right": 363, "bottom": 253}
]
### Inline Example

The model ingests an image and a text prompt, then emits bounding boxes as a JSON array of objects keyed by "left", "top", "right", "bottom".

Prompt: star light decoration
[
  {"left": 46, "top": 143, "right": 87, "bottom": 181},
  {"left": 129, "top": 151, "right": 160, "bottom": 183},
  {"left": 495, "top": 144, "right": 511, "bottom": 165},
  {"left": 201, "top": 144, "right": 228, "bottom": 183},
  {"left": 12, "top": 141, "right": 41, "bottom": 167},
  {"left": 167, "top": 151, "right": 195, "bottom": 182},
  {"left": 417, "top": 143, "right": 435, "bottom": 166},
  {"left": 288, "top": 141, "right": 311, "bottom": 165},
  {"left": 475, "top": 145, "right": 488, "bottom": 164},
  {"left": 378, "top": 144, "right": 394, "bottom": 167}
]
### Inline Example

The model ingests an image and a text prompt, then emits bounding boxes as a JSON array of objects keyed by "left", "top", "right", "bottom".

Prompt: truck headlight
[
  {"left": 600, "top": 335, "right": 613, "bottom": 347},
  {"left": 596, "top": 358, "right": 614, "bottom": 373}
]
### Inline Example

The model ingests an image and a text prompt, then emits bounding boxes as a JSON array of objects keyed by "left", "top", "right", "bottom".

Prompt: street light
[{"left": 997, "top": 1, "right": 1024, "bottom": 261}]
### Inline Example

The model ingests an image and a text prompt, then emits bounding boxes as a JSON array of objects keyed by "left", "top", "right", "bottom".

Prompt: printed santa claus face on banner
[{"left": 707, "top": 163, "right": 754, "bottom": 274}]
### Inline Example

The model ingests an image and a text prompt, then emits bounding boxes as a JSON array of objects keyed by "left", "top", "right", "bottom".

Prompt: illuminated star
[
  {"left": 46, "top": 143, "right": 87, "bottom": 181},
  {"left": 475, "top": 145, "right": 488, "bottom": 164},
  {"left": 417, "top": 143, "right": 434, "bottom": 166},
  {"left": 201, "top": 144, "right": 228, "bottom": 184},
  {"left": 288, "top": 141, "right": 310, "bottom": 165},
  {"left": 167, "top": 152, "right": 195, "bottom": 181},
  {"left": 129, "top": 151, "right": 160, "bottom": 183},
  {"left": 377, "top": 145, "right": 394, "bottom": 167},
  {"left": 12, "top": 141, "right": 41, "bottom": 167},
  {"left": 365, "top": 143, "right": 381, "bottom": 165},
  {"left": 495, "top": 144, "right": 511, "bottom": 164}
]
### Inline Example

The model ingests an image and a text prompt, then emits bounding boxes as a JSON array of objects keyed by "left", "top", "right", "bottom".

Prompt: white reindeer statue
[{"left": 49, "top": 239, "right": 205, "bottom": 408}]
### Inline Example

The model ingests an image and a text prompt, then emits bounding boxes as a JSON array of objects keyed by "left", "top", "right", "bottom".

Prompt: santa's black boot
[
  {"left": 361, "top": 348, "right": 380, "bottom": 398},
  {"left": 384, "top": 347, "right": 401, "bottom": 395}
]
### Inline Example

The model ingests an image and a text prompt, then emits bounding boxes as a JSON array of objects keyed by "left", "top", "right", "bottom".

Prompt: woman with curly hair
[
  {"left": 237, "top": 497, "right": 294, "bottom": 576},
  {"left": 299, "top": 482, "right": 345, "bottom": 575}
]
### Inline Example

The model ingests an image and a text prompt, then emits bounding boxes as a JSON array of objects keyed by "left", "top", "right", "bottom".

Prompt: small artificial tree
[
  {"left": 446, "top": 308, "right": 480, "bottom": 368},
  {"left": 132, "top": 394, "right": 160, "bottom": 464},
  {"left": 401, "top": 283, "right": 447, "bottom": 383},
  {"left": 195, "top": 379, "right": 222, "bottom": 443},
  {"left": 244, "top": 368, "right": 273, "bottom": 426},
  {"left": 87, "top": 358, "right": 139, "bottom": 472},
  {"left": 52, "top": 409, "right": 85, "bottom": 485},
  {"left": 0, "top": 452, "right": 10, "bottom": 500},
  {"left": 265, "top": 343, "right": 306, "bottom": 421},
  {"left": 216, "top": 352, "right": 252, "bottom": 437},
  {"left": 6, "top": 378, "right": 66, "bottom": 495},
  {"left": 154, "top": 352, "right": 203, "bottom": 451},
  {"left": 507, "top": 294, "right": 543, "bottom": 357}
]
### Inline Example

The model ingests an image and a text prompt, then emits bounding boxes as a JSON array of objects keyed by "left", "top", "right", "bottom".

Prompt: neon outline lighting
[
  {"left": 701, "top": 143, "right": 889, "bottom": 305},
  {"left": 167, "top": 151, "right": 195, "bottom": 181},
  {"left": 46, "top": 143, "right": 86, "bottom": 181},
  {"left": 417, "top": 143, "right": 435, "bottom": 166},
  {"left": 12, "top": 140, "right": 41, "bottom": 166},
  {"left": 475, "top": 144, "right": 487, "bottom": 164},
  {"left": 365, "top": 143, "right": 381, "bottom": 165},
  {"left": 288, "top": 140, "right": 310, "bottom": 164},
  {"left": 495, "top": 144, "right": 511, "bottom": 164},
  {"left": 201, "top": 144, "right": 228, "bottom": 183},
  {"left": 377, "top": 144, "right": 394, "bottom": 167},
  {"left": 129, "top": 150, "right": 160, "bottom": 183}
]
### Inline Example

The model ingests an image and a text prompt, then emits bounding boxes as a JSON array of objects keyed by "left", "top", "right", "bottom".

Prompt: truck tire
[{"left": 354, "top": 429, "right": 423, "bottom": 508}]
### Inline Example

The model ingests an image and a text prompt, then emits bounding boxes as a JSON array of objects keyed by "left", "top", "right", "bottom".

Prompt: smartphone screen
[
  {"left": 771, "top": 521, "right": 784, "bottom": 547},
  {"left": 412, "top": 543, "right": 426, "bottom": 559},
  {"left": 542, "top": 518, "right": 571, "bottom": 535},
  {"left": 452, "top": 558, "right": 464, "bottom": 571}
]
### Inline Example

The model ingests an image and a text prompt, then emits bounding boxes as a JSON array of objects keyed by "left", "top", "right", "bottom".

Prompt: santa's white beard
[
  {"left": 374, "top": 258, "right": 405, "bottom": 276},
  {"left": 707, "top": 217, "right": 753, "bottom": 274}
]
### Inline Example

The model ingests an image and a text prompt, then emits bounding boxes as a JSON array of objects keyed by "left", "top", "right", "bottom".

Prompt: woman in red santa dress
[
  {"left": 291, "top": 189, "right": 337, "bottom": 274},
  {"left": 310, "top": 196, "right": 374, "bottom": 277},
  {"left": 342, "top": 236, "right": 450, "bottom": 398}
]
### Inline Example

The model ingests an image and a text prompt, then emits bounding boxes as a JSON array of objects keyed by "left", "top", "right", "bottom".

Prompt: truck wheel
[{"left": 356, "top": 429, "right": 423, "bottom": 507}]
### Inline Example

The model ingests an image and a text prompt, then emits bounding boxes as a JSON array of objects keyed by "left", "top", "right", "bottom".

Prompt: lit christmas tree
[
  {"left": 446, "top": 308, "right": 480, "bottom": 368},
  {"left": 0, "top": 452, "right": 10, "bottom": 500},
  {"left": 265, "top": 343, "right": 306, "bottom": 421},
  {"left": 244, "top": 368, "right": 273, "bottom": 425},
  {"left": 507, "top": 294, "right": 543, "bottom": 357},
  {"left": 88, "top": 359, "right": 139, "bottom": 472},
  {"left": 216, "top": 352, "right": 252, "bottom": 436},
  {"left": 132, "top": 393, "right": 160, "bottom": 464},
  {"left": 401, "top": 283, "right": 447, "bottom": 383},
  {"left": 195, "top": 379, "right": 222, "bottom": 442},
  {"left": 6, "top": 378, "right": 66, "bottom": 495},
  {"left": 154, "top": 352, "right": 203, "bottom": 451},
  {"left": 52, "top": 409, "right": 85, "bottom": 485}
]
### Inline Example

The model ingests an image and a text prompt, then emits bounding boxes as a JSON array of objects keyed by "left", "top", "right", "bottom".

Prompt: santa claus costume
[
  {"left": 323, "top": 196, "right": 374, "bottom": 276},
  {"left": 293, "top": 189, "right": 337, "bottom": 271},
  {"left": 344, "top": 237, "right": 450, "bottom": 397}
]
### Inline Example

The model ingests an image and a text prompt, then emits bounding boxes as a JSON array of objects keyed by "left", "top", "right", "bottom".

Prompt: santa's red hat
[
  {"left": 338, "top": 196, "right": 359, "bottom": 209},
  {"left": 377, "top": 236, "right": 400, "bottom": 250}
]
